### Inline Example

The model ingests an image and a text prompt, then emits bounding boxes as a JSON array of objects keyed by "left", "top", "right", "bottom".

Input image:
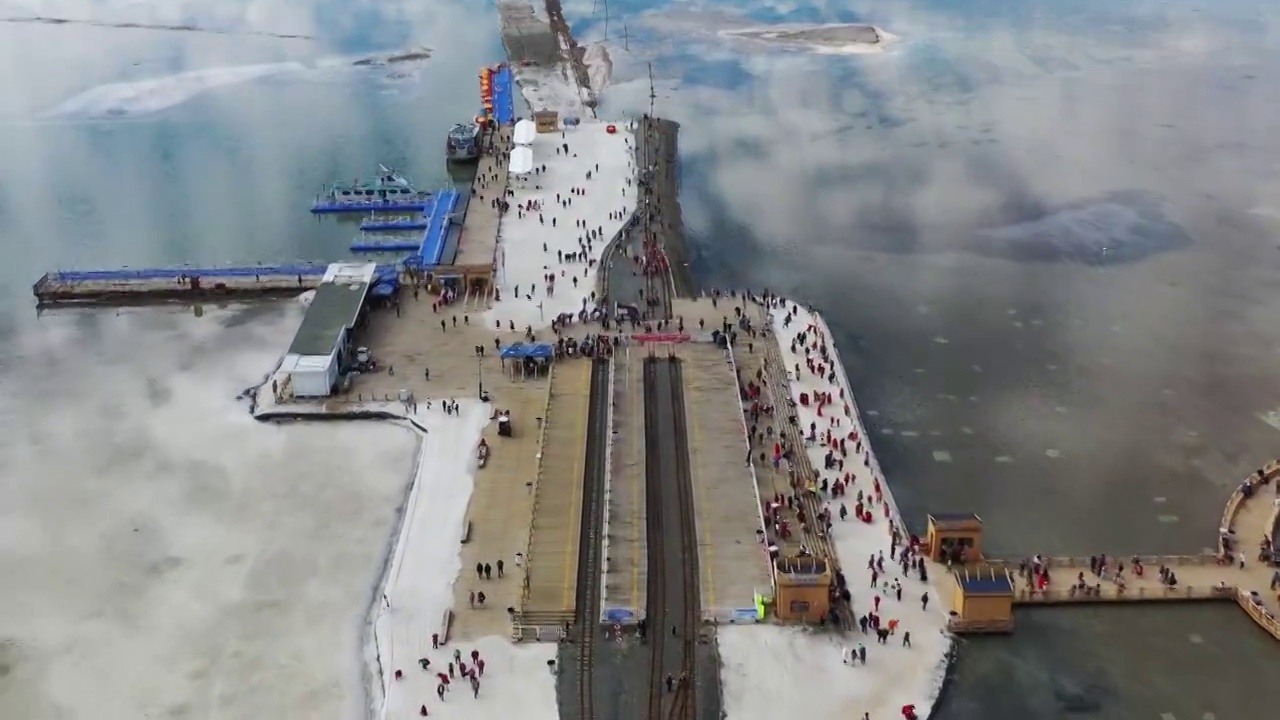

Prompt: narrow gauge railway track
[
  {"left": 643, "top": 356, "right": 701, "bottom": 720},
  {"left": 571, "top": 359, "right": 611, "bottom": 719}
]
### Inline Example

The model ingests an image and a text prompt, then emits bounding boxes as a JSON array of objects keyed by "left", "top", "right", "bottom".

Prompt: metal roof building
[{"left": 276, "top": 262, "right": 377, "bottom": 398}]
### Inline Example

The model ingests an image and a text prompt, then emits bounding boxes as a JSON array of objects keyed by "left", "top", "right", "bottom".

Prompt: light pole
[{"left": 477, "top": 354, "right": 485, "bottom": 400}]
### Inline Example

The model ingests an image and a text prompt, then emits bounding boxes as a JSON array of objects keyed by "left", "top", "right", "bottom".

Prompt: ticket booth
[
  {"left": 949, "top": 566, "right": 1015, "bottom": 633},
  {"left": 926, "top": 513, "right": 984, "bottom": 563},
  {"left": 534, "top": 110, "right": 559, "bottom": 133},
  {"left": 774, "top": 555, "right": 831, "bottom": 623}
]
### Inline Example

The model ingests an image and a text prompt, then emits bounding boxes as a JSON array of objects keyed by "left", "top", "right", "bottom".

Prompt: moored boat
[
  {"left": 446, "top": 123, "right": 481, "bottom": 162},
  {"left": 311, "top": 166, "right": 431, "bottom": 213}
]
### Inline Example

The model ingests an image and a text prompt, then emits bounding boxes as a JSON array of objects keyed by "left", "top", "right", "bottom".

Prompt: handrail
[
  {"left": 1236, "top": 589, "right": 1280, "bottom": 640},
  {"left": 1015, "top": 584, "right": 1234, "bottom": 603},
  {"left": 984, "top": 553, "right": 1218, "bottom": 570}
]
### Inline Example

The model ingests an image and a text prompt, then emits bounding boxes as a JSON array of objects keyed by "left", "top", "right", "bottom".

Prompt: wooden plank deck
[{"left": 520, "top": 360, "right": 592, "bottom": 616}]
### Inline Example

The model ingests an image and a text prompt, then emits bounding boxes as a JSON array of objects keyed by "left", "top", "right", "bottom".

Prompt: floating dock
[
  {"left": 32, "top": 265, "right": 330, "bottom": 306},
  {"left": 349, "top": 238, "right": 423, "bottom": 253},
  {"left": 360, "top": 216, "right": 430, "bottom": 232},
  {"left": 349, "top": 188, "right": 461, "bottom": 263},
  {"left": 310, "top": 197, "right": 430, "bottom": 214}
]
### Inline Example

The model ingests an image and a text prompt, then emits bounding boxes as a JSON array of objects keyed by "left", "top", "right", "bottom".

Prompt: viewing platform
[
  {"left": 32, "top": 265, "right": 329, "bottom": 306},
  {"left": 933, "top": 463, "right": 1280, "bottom": 639}
]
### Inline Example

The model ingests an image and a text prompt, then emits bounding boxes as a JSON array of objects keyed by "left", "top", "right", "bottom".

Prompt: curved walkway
[
  {"left": 1221, "top": 461, "right": 1280, "bottom": 637},
  {"left": 991, "top": 462, "right": 1280, "bottom": 638}
]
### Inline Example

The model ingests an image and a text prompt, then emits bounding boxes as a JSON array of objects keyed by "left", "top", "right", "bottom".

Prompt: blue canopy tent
[{"left": 499, "top": 342, "right": 554, "bottom": 378}]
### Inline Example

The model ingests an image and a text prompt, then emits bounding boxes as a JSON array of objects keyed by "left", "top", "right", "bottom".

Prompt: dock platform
[
  {"left": 434, "top": 125, "right": 512, "bottom": 298},
  {"left": 32, "top": 265, "right": 329, "bottom": 306},
  {"left": 519, "top": 361, "right": 592, "bottom": 620},
  {"left": 360, "top": 215, "right": 430, "bottom": 232},
  {"left": 602, "top": 348, "right": 647, "bottom": 622},
  {"left": 681, "top": 342, "right": 773, "bottom": 621},
  {"left": 310, "top": 198, "right": 429, "bottom": 214}
]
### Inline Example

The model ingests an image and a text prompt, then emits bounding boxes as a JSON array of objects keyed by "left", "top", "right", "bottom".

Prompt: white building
[{"left": 277, "top": 262, "right": 377, "bottom": 398}]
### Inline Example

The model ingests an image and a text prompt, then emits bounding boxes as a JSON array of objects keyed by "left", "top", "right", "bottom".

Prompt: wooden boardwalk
[
  {"left": 602, "top": 348, "right": 647, "bottom": 619},
  {"left": 947, "top": 462, "right": 1280, "bottom": 639},
  {"left": 681, "top": 343, "right": 773, "bottom": 620},
  {"left": 519, "top": 361, "right": 592, "bottom": 619}
]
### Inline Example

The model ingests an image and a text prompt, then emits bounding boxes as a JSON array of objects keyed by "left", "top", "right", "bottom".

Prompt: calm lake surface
[{"left": 3, "top": 1, "right": 1279, "bottom": 717}]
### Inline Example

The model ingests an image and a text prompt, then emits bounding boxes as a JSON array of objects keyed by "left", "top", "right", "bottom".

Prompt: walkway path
[
  {"left": 682, "top": 342, "right": 772, "bottom": 621},
  {"left": 521, "top": 361, "right": 592, "bottom": 618},
  {"left": 449, "top": 391, "right": 547, "bottom": 640},
  {"left": 602, "top": 347, "right": 646, "bottom": 618},
  {"left": 973, "top": 463, "right": 1280, "bottom": 638}
]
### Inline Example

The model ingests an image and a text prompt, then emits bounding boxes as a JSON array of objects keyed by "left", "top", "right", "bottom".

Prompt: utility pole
[
  {"left": 603, "top": 0, "right": 609, "bottom": 39},
  {"left": 648, "top": 62, "right": 657, "bottom": 118}
]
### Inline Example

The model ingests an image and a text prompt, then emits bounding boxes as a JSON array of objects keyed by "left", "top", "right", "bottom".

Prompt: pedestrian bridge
[{"left": 944, "top": 461, "right": 1280, "bottom": 640}]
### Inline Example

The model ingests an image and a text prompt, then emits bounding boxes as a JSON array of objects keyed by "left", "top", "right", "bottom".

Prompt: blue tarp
[
  {"left": 493, "top": 65, "right": 515, "bottom": 125},
  {"left": 500, "top": 342, "right": 554, "bottom": 360}
]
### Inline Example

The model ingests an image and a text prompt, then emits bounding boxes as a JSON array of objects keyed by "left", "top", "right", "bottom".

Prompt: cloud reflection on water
[{"left": 0, "top": 0, "right": 502, "bottom": 299}]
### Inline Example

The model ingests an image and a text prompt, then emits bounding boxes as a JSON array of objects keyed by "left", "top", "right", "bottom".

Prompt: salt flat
[{"left": 0, "top": 306, "right": 417, "bottom": 719}]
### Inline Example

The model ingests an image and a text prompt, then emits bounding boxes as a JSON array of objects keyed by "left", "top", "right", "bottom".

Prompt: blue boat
[
  {"left": 311, "top": 166, "right": 431, "bottom": 213},
  {"left": 446, "top": 123, "right": 481, "bottom": 162}
]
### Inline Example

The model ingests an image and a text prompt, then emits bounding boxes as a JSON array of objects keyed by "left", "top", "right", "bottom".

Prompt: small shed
[
  {"left": 773, "top": 555, "right": 831, "bottom": 623},
  {"left": 533, "top": 109, "right": 559, "bottom": 133},
  {"left": 926, "top": 512, "right": 984, "bottom": 563},
  {"left": 951, "top": 566, "right": 1015, "bottom": 632}
]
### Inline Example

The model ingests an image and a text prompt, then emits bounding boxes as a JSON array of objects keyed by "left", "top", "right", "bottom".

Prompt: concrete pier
[
  {"left": 520, "top": 361, "right": 591, "bottom": 618},
  {"left": 602, "top": 347, "right": 647, "bottom": 620},
  {"left": 32, "top": 265, "right": 329, "bottom": 306},
  {"left": 681, "top": 342, "right": 773, "bottom": 621}
]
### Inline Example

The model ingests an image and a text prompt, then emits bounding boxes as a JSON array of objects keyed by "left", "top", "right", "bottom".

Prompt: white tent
[
  {"left": 509, "top": 145, "right": 533, "bottom": 176},
  {"left": 513, "top": 119, "right": 537, "bottom": 146}
]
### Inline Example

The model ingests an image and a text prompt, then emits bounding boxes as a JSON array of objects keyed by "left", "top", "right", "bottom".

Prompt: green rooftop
[{"left": 287, "top": 281, "right": 369, "bottom": 357}]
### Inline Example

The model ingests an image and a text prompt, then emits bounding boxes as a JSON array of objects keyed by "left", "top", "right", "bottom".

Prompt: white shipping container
[{"left": 279, "top": 351, "right": 339, "bottom": 398}]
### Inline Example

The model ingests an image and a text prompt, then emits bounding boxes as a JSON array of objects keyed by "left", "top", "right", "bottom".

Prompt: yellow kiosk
[
  {"left": 926, "top": 512, "right": 985, "bottom": 563},
  {"left": 773, "top": 555, "right": 832, "bottom": 622},
  {"left": 949, "top": 566, "right": 1015, "bottom": 633}
]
